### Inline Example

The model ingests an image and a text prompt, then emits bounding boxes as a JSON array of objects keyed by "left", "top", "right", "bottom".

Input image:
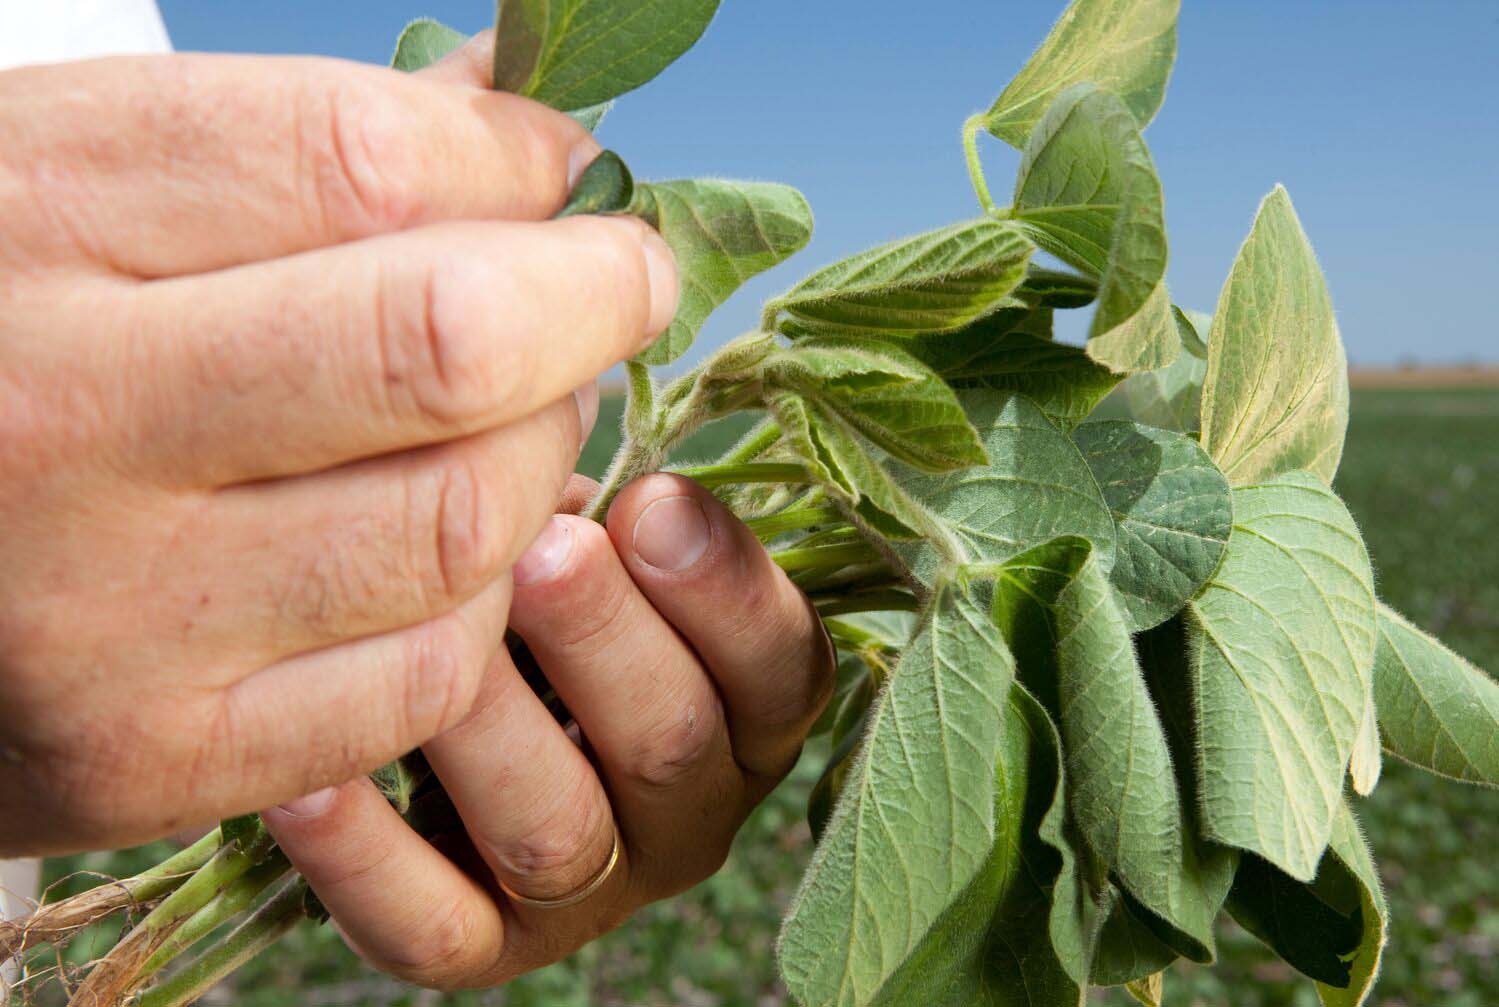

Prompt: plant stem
[
  {"left": 138, "top": 852, "right": 290, "bottom": 980},
  {"left": 674, "top": 462, "right": 811, "bottom": 489},
  {"left": 963, "top": 114, "right": 1000, "bottom": 217},
  {"left": 772, "top": 541, "right": 880, "bottom": 573},
  {"left": 137, "top": 879, "right": 306, "bottom": 1007},
  {"left": 720, "top": 419, "right": 782, "bottom": 466},
  {"left": 812, "top": 588, "right": 921, "bottom": 618},
  {"left": 623, "top": 360, "right": 657, "bottom": 443},
  {"left": 746, "top": 505, "right": 845, "bottom": 541}
]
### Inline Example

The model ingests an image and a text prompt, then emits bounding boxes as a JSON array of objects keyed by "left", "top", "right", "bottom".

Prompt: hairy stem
[
  {"left": 746, "top": 505, "right": 846, "bottom": 541},
  {"left": 963, "top": 114, "right": 1000, "bottom": 217},
  {"left": 674, "top": 462, "right": 811, "bottom": 489},
  {"left": 772, "top": 541, "right": 881, "bottom": 573},
  {"left": 137, "top": 879, "right": 306, "bottom": 1007},
  {"left": 720, "top": 419, "right": 782, "bottom": 466},
  {"left": 66, "top": 824, "right": 277, "bottom": 1006},
  {"left": 812, "top": 587, "right": 921, "bottom": 618},
  {"left": 138, "top": 852, "right": 291, "bottom": 980}
]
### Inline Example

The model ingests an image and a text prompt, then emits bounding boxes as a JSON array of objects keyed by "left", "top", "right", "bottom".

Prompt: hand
[
  {"left": 0, "top": 37, "right": 677, "bottom": 855},
  {"left": 262, "top": 474, "right": 837, "bottom": 990}
]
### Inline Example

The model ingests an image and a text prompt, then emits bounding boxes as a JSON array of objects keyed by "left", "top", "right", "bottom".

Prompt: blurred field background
[{"left": 33, "top": 386, "right": 1499, "bottom": 1006}]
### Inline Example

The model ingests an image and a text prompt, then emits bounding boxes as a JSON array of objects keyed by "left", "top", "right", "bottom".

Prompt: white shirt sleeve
[{"left": 0, "top": 0, "right": 172, "bottom": 71}]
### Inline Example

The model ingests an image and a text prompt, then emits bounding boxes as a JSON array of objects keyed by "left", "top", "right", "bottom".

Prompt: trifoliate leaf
[
  {"left": 1349, "top": 695, "right": 1382, "bottom": 796},
  {"left": 892, "top": 391, "right": 1117, "bottom": 583},
  {"left": 769, "top": 219, "right": 1034, "bottom": 339},
  {"left": 1315, "top": 804, "right": 1387, "bottom": 1007},
  {"left": 765, "top": 339, "right": 988, "bottom": 472},
  {"left": 493, "top": 0, "right": 720, "bottom": 110},
  {"left": 1011, "top": 84, "right": 1177, "bottom": 373},
  {"left": 392, "top": 18, "right": 467, "bottom": 72},
  {"left": 1188, "top": 472, "right": 1377, "bottom": 879},
  {"left": 984, "top": 0, "right": 1179, "bottom": 149},
  {"left": 992, "top": 540, "right": 1231, "bottom": 961},
  {"left": 779, "top": 580, "right": 1015, "bottom": 1007},
  {"left": 910, "top": 325, "right": 1121, "bottom": 430},
  {"left": 1072, "top": 421, "right": 1233, "bottom": 630},
  {"left": 1098, "top": 308, "right": 1210, "bottom": 432},
  {"left": 850, "top": 683, "right": 1087, "bottom": 1007},
  {"left": 1200, "top": 186, "right": 1349, "bottom": 486},
  {"left": 629, "top": 179, "right": 813, "bottom": 364},
  {"left": 557, "top": 150, "right": 634, "bottom": 217},
  {"left": 1090, "top": 887, "right": 1179, "bottom": 986},
  {"left": 1225, "top": 801, "right": 1385, "bottom": 1006},
  {"left": 1372, "top": 603, "right": 1499, "bottom": 787}
]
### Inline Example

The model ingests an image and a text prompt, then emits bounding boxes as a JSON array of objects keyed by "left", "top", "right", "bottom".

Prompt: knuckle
[
  {"left": 620, "top": 698, "right": 721, "bottom": 792},
  {"left": 401, "top": 615, "right": 486, "bottom": 741},
  {"left": 427, "top": 451, "right": 511, "bottom": 603},
  {"left": 493, "top": 789, "right": 612, "bottom": 898},
  {"left": 303, "top": 74, "right": 425, "bottom": 234},
  {"left": 382, "top": 900, "right": 483, "bottom": 989},
  {"left": 377, "top": 253, "right": 516, "bottom": 430}
]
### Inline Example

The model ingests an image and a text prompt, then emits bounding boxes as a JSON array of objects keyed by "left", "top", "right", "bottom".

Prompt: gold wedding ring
[{"left": 497, "top": 825, "right": 621, "bottom": 911}]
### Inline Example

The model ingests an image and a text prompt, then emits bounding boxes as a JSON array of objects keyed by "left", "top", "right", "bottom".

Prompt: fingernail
[
  {"left": 573, "top": 381, "right": 600, "bottom": 446},
  {"left": 567, "top": 140, "right": 604, "bottom": 192},
  {"left": 640, "top": 229, "right": 680, "bottom": 339},
  {"left": 275, "top": 787, "right": 337, "bottom": 819},
  {"left": 513, "top": 516, "right": 574, "bottom": 586},
  {"left": 632, "top": 495, "right": 710, "bottom": 572}
]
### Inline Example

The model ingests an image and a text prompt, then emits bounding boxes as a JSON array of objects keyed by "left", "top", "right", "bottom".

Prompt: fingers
[
  {"left": 505, "top": 516, "right": 747, "bottom": 895},
  {"left": 421, "top": 649, "right": 626, "bottom": 908},
  {"left": 165, "top": 576, "right": 512, "bottom": 835},
  {"left": 118, "top": 216, "right": 674, "bottom": 486},
  {"left": 180, "top": 395, "right": 582, "bottom": 667},
  {"left": 5, "top": 53, "right": 601, "bottom": 276},
  {"left": 606, "top": 475, "right": 838, "bottom": 778},
  {"left": 263, "top": 778, "right": 511, "bottom": 990}
]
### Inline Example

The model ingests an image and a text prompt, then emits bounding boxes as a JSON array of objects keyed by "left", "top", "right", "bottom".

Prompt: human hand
[
  {"left": 262, "top": 473, "right": 836, "bottom": 989},
  {"left": 0, "top": 37, "right": 677, "bottom": 856}
]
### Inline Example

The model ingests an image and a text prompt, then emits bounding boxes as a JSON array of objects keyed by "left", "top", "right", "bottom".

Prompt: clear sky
[{"left": 156, "top": 0, "right": 1499, "bottom": 367}]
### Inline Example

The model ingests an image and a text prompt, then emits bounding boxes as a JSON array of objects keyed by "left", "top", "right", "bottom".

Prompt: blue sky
[{"left": 157, "top": 1, "right": 1499, "bottom": 366}]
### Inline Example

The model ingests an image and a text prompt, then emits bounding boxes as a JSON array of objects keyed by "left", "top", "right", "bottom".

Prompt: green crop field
[{"left": 34, "top": 388, "right": 1499, "bottom": 1006}]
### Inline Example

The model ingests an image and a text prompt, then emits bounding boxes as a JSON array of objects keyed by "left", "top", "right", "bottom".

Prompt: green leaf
[
  {"left": 1090, "top": 887, "right": 1178, "bottom": 986},
  {"left": 892, "top": 391, "right": 1117, "bottom": 583},
  {"left": 770, "top": 220, "right": 1034, "bottom": 339},
  {"left": 1315, "top": 804, "right": 1387, "bottom": 1007},
  {"left": 1372, "top": 603, "right": 1499, "bottom": 787},
  {"left": 984, "top": 0, "right": 1180, "bottom": 148},
  {"left": 568, "top": 101, "right": 612, "bottom": 131},
  {"left": 1188, "top": 472, "right": 1377, "bottom": 879},
  {"left": 1017, "top": 266, "right": 1098, "bottom": 309},
  {"left": 1097, "top": 307, "right": 1210, "bottom": 431},
  {"left": 770, "top": 391, "right": 948, "bottom": 546},
  {"left": 1225, "top": 802, "right": 1385, "bottom": 1005},
  {"left": 492, "top": 0, "right": 720, "bottom": 110},
  {"left": 1200, "top": 186, "right": 1350, "bottom": 486},
  {"left": 765, "top": 339, "right": 988, "bottom": 472},
  {"left": 1072, "top": 421, "right": 1233, "bottom": 630},
  {"left": 1348, "top": 694, "right": 1382, "bottom": 796},
  {"left": 391, "top": 18, "right": 467, "bottom": 72},
  {"left": 779, "top": 580, "right": 1015, "bottom": 1007},
  {"left": 1226, "top": 851, "right": 1360, "bottom": 987},
  {"left": 628, "top": 179, "right": 813, "bottom": 364},
  {"left": 1173, "top": 305, "right": 1210, "bottom": 358},
  {"left": 1126, "top": 970, "right": 1166, "bottom": 1007},
  {"left": 1011, "top": 84, "right": 1176, "bottom": 373},
  {"left": 910, "top": 325, "right": 1122, "bottom": 430},
  {"left": 859, "top": 684, "right": 1088, "bottom": 1006},
  {"left": 557, "top": 150, "right": 634, "bottom": 217},
  {"left": 992, "top": 541, "right": 1230, "bottom": 961}
]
